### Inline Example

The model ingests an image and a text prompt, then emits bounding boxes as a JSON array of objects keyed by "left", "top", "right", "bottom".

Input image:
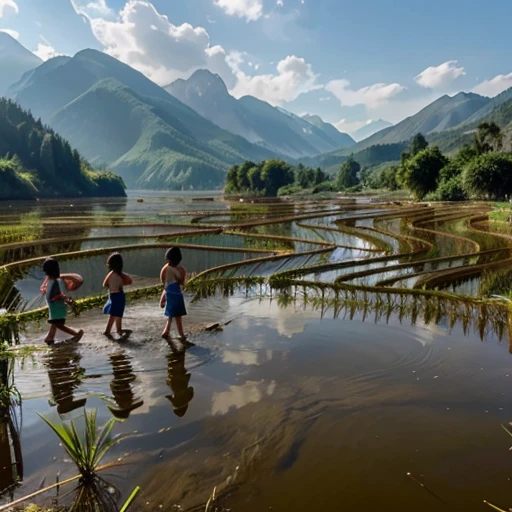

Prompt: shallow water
[
  {"left": 4, "top": 295, "right": 512, "bottom": 511},
  {"left": 2, "top": 194, "right": 512, "bottom": 511}
]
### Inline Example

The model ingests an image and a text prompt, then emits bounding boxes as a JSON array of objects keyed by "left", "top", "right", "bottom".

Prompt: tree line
[
  {"left": 0, "top": 98, "right": 125, "bottom": 199},
  {"left": 225, "top": 121, "right": 512, "bottom": 202},
  {"left": 225, "top": 159, "right": 330, "bottom": 197}
]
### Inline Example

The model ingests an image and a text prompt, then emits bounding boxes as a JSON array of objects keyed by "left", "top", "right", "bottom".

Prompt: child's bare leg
[
  {"left": 58, "top": 324, "right": 82, "bottom": 337},
  {"left": 45, "top": 325, "right": 58, "bottom": 344},
  {"left": 162, "top": 318, "right": 172, "bottom": 337},
  {"left": 103, "top": 316, "right": 115, "bottom": 335},
  {"left": 115, "top": 317, "right": 123, "bottom": 335},
  {"left": 176, "top": 317, "right": 185, "bottom": 338}
]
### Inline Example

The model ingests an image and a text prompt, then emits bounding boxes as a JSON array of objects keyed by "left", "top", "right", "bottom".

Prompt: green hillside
[
  {"left": 10, "top": 50, "right": 277, "bottom": 190},
  {"left": 300, "top": 142, "right": 406, "bottom": 174},
  {"left": 306, "top": 91, "right": 512, "bottom": 173},
  {"left": 50, "top": 79, "right": 274, "bottom": 189},
  {"left": 0, "top": 97, "right": 125, "bottom": 199},
  {"left": 354, "top": 92, "right": 490, "bottom": 150}
]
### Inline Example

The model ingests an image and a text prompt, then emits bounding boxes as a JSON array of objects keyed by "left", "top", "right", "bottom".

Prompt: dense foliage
[
  {"left": 363, "top": 124, "right": 512, "bottom": 201},
  {"left": 337, "top": 157, "right": 360, "bottom": 190},
  {"left": 225, "top": 160, "right": 329, "bottom": 197},
  {"left": 397, "top": 146, "right": 448, "bottom": 200},
  {"left": 0, "top": 98, "right": 125, "bottom": 199}
]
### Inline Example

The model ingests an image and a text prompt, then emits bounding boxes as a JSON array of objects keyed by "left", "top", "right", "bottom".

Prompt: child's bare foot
[
  {"left": 161, "top": 331, "right": 170, "bottom": 339},
  {"left": 103, "top": 331, "right": 111, "bottom": 336},
  {"left": 44, "top": 338, "right": 55, "bottom": 346},
  {"left": 72, "top": 330, "right": 84, "bottom": 342}
]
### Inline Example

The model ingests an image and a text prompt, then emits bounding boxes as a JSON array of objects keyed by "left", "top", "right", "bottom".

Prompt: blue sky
[{"left": 1, "top": 0, "right": 511, "bottom": 135}]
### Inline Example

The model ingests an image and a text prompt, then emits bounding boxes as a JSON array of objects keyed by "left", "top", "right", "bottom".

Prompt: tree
[
  {"left": 463, "top": 153, "right": 512, "bottom": 200},
  {"left": 236, "top": 163, "right": 251, "bottom": 190},
  {"left": 411, "top": 133, "right": 429, "bottom": 156},
  {"left": 260, "top": 159, "right": 294, "bottom": 196},
  {"left": 398, "top": 146, "right": 447, "bottom": 200},
  {"left": 225, "top": 164, "right": 240, "bottom": 191},
  {"left": 296, "top": 164, "right": 312, "bottom": 188},
  {"left": 474, "top": 122, "right": 503, "bottom": 155},
  {"left": 337, "top": 157, "right": 360, "bottom": 190},
  {"left": 380, "top": 166, "right": 400, "bottom": 191},
  {"left": 313, "top": 167, "right": 327, "bottom": 185},
  {"left": 248, "top": 166, "right": 264, "bottom": 192},
  {"left": 39, "top": 133, "right": 56, "bottom": 179}
]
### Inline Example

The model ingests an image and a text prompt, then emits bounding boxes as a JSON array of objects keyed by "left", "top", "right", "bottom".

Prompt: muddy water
[
  {"left": 3, "top": 194, "right": 512, "bottom": 511},
  {"left": 6, "top": 295, "right": 512, "bottom": 511}
]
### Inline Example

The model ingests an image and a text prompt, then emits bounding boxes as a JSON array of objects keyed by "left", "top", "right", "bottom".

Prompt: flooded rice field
[{"left": 1, "top": 192, "right": 512, "bottom": 511}]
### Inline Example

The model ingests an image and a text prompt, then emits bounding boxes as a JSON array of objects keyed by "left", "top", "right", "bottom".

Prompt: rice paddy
[{"left": 1, "top": 192, "right": 512, "bottom": 511}]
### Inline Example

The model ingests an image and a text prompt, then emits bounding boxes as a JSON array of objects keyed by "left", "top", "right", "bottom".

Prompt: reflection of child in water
[
  {"left": 45, "top": 344, "right": 87, "bottom": 415},
  {"left": 108, "top": 352, "right": 143, "bottom": 420},
  {"left": 166, "top": 348, "right": 194, "bottom": 417},
  {"left": 160, "top": 247, "right": 187, "bottom": 339}
]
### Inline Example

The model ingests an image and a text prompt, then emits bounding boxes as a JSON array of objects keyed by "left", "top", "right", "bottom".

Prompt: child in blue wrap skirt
[
  {"left": 160, "top": 247, "right": 187, "bottom": 339},
  {"left": 103, "top": 252, "right": 132, "bottom": 337}
]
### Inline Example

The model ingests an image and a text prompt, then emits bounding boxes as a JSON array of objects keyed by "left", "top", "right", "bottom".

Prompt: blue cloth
[
  {"left": 165, "top": 282, "right": 187, "bottom": 318},
  {"left": 103, "top": 291, "right": 126, "bottom": 318}
]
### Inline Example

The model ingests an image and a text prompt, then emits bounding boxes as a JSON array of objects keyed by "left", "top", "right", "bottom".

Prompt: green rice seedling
[{"left": 39, "top": 409, "right": 125, "bottom": 481}]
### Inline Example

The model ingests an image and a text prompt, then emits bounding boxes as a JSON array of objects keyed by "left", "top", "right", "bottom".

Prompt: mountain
[
  {"left": 0, "top": 98, "right": 125, "bottom": 199},
  {"left": 355, "top": 92, "right": 490, "bottom": 150},
  {"left": 301, "top": 114, "right": 355, "bottom": 148},
  {"left": 8, "top": 50, "right": 276, "bottom": 189},
  {"left": 352, "top": 120, "right": 393, "bottom": 142},
  {"left": 0, "top": 32, "right": 41, "bottom": 95},
  {"left": 166, "top": 69, "right": 354, "bottom": 158},
  {"left": 461, "top": 87, "right": 512, "bottom": 125}
]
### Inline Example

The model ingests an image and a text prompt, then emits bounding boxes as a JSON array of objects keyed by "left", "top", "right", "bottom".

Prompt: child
[
  {"left": 103, "top": 252, "right": 132, "bottom": 337},
  {"left": 42, "top": 257, "right": 83, "bottom": 345},
  {"left": 160, "top": 247, "right": 187, "bottom": 339}
]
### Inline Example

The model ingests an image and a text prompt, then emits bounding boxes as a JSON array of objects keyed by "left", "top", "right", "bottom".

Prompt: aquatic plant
[{"left": 38, "top": 409, "right": 124, "bottom": 481}]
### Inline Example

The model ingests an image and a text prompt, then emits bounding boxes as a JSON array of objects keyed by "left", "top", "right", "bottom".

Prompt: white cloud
[
  {"left": 33, "top": 36, "right": 61, "bottom": 61},
  {"left": 0, "top": 0, "right": 18, "bottom": 18},
  {"left": 229, "top": 53, "right": 319, "bottom": 105},
  {"left": 472, "top": 73, "right": 512, "bottom": 97},
  {"left": 70, "top": 0, "right": 114, "bottom": 18},
  {"left": 415, "top": 60, "right": 466, "bottom": 89},
  {"left": 213, "top": 0, "right": 263, "bottom": 22},
  {"left": 326, "top": 79, "right": 405, "bottom": 108},
  {"left": 80, "top": 0, "right": 236, "bottom": 87},
  {"left": 0, "top": 27, "right": 18, "bottom": 39}
]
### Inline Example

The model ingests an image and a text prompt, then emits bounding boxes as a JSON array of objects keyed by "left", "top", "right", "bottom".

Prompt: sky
[{"left": 1, "top": 0, "right": 512, "bottom": 136}]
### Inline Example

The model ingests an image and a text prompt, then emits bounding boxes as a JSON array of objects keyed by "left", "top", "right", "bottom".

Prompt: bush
[
  {"left": 463, "top": 153, "right": 512, "bottom": 200},
  {"left": 345, "top": 184, "right": 363, "bottom": 193},
  {"left": 428, "top": 176, "right": 468, "bottom": 201},
  {"left": 312, "top": 181, "right": 336, "bottom": 193},
  {"left": 278, "top": 184, "right": 304, "bottom": 196}
]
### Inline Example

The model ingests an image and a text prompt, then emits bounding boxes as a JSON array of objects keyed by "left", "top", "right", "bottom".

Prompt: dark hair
[
  {"left": 165, "top": 247, "right": 182, "bottom": 266},
  {"left": 107, "top": 252, "right": 123, "bottom": 274},
  {"left": 43, "top": 257, "right": 60, "bottom": 278}
]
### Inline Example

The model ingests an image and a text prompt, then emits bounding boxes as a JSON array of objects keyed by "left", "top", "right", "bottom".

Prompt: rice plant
[{"left": 38, "top": 409, "right": 125, "bottom": 481}]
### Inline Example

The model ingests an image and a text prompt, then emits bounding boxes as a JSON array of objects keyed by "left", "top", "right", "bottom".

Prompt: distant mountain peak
[
  {"left": 168, "top": 68, "right": 229, "bottom": 98},
  {"left": 302, "top": 113, "right": 323, "bottom": 123},
  {"left": 352, "top": 119, "right": 393, "bottom": 142},
  {"left": 0, "top": 31, "right": 42, "bottom": 95}
]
